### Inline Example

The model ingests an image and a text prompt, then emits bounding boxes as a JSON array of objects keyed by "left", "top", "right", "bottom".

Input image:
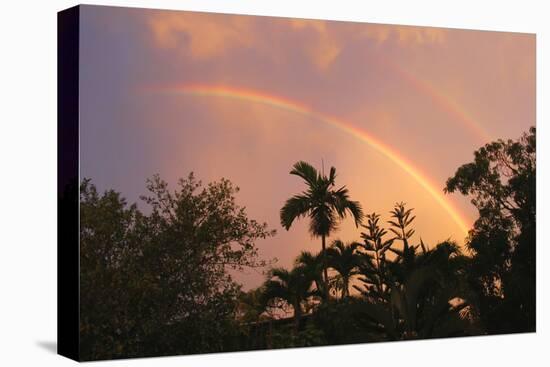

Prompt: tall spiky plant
[
  {"left": 388, "top": 202, "right": 416, "bottom": 270},
  {"left": 356, "top": 212, "right": 395, "bottom": 302}
]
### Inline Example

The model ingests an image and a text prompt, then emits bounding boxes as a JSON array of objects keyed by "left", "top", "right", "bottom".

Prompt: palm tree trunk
[
  {"left": 322, "top": 234, "right": 329, "bottom": 301},
  {"left": 343, "top": 276, "right": 349, "bottom": 298},
  {"left": 293, "top": 302, "right": 302, "bottom": 334},
  {"left": 376, "top": 251, "right": 386, "bottom": 301},
  {"left": 267, "top": 320, "right": 273, "bottom": 349},
  {"left": 403, "top": 234, "right": 412, "bottom": 271}
]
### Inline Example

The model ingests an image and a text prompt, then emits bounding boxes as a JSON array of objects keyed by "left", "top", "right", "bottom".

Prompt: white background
[{"left": 0, "top": 0, "right": 547, "bottom": 365}]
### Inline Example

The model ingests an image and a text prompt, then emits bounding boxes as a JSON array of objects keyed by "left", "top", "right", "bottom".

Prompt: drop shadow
[{"left": 36, "top": 340, "right": 57, "bottom": 354}]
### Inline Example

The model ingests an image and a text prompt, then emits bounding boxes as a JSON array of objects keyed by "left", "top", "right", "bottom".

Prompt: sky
[{"left": 79, "top": 5, "right": 535, "bottom": 289}]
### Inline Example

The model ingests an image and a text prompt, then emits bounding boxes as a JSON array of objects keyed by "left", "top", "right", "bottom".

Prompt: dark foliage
[
  {"left": 77, "top": 127, "right": 535, "bottom": 357},
  {"left": 79, "top": 174, "right": 275, "bottom": 360},
  {"left": 445, "top": 126, "right": 535, "bottom": 333}
]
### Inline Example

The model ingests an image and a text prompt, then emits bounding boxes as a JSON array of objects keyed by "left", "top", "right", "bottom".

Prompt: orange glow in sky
[
  {"left": 79, "top": 7, "right": 535, "bottom": 288},
  {"left": 149, "top": 84, "right": 471, "bottom": 235}
]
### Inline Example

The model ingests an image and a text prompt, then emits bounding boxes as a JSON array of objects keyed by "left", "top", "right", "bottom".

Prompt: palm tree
[
  {"left": 388, "top": 241, "right": 473, "bottom": 339},
  {"left": 236, "top": 288, "right": 272, "bottom": 349},
  {"left": 326, "top": 240, "right": 362, "bottom": 298},
  {"left": 236, "top": 287, "right": 267, "bottom": 324},
  {"left": 280, "top": 161, "right": 364, "bottom": 299},
  {"left": 295, "top": 250, "right": 326, "bottom": 300},
  {"left": 262, "top": 266, "right": 315, "bottom": 333}
]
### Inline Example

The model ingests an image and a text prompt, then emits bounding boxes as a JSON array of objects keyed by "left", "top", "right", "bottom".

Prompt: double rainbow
[{"left": 149, "top": 84, "right": 471, "bottom": 235}]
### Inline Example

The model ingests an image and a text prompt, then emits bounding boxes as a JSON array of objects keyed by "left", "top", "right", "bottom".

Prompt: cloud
[
  {"left": 147, "top": 11, "right": 447, "bottom": 71},
  {"left": 289, "top": 19, "right": 341, "bottom": 70},
  {"left": 359, "top": 24, "right": 447, "bottom": 45},
  {"left": 148, "top": 12, "right": 255, "bottom": 59},
  {"left": 285, "top": 20, "right": 447, "bottom": 70}
]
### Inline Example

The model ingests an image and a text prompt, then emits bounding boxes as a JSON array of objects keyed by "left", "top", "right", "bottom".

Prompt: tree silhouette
[
  {"left": 445, "top": 126, "right": 535, "bottom": 333},
  {"left": 262, "top": 266, "right": 316, "bottom": 334},
  {"left": 360, "top": 233, "right": 472, "bottom": 337},
  {"left": 76, "top": 126, "right": 535, "bottom": 356},
  {"left": 79, "top": 174, "right": 275, "bottom": 359},
  {"left": 280, "top": 161, "right": 363, "bottom": 300},
  {"left": 295, "top": 250, "right": 326, "bottom": 301},
  {"left": 355, "top": 212, "right": 394, "bottom": 303},
  {"left": 387, "top": 202, "right": 416, "bottom": 272},
  {"left": 343, "top": 202, "right": 476, "bottom": 340},
  {"left": 236, "top": 287, "right": 268, "bottom": 324},
  {"left": 326, "top": 240, "right": 362, "bottom": 298}
]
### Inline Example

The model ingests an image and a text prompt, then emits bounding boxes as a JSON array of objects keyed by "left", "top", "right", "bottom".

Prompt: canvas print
[{"left": 57, "top": 5, "right": 535, "bottom": 361}]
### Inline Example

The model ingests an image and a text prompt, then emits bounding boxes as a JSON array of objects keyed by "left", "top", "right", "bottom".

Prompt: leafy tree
[
  {"left": 79, "top": 180, "right": 147, "bottom": 359},
  {"left": 79, "top": 174, "right": 275, "bottom": 359},
  {"left": 280, "top": 161, "right": 363, "bottom": 300},
  {"left": 236, "top": 287, "right": 269, "bottom": 325},
  {"left": 312, "top": 297, "right": 377, "bottom": 345},
  {"left": 445, "top": 126, "right": 535, "bottom": 333},
  {"left": 235, "top": 287, "right": 274, "bottom": 350},
  {"left": 270, "top": 322, "right": 326, "bottom": 349}
]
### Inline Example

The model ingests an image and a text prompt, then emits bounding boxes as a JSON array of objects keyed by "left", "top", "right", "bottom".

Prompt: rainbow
[
  {"left": 386, "top": 60, "right": 491, "bottom": 143},
  {"left": 149, "top": 84, "right": 471, "bottom": 235}
]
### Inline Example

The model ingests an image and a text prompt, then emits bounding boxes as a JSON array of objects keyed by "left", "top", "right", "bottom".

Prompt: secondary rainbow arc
[
  {"left": 151, "top": 84, "right": 471, "bottom": 235},
  {"left": 387, "top": 61, "right": 491, "bottom": 143}
]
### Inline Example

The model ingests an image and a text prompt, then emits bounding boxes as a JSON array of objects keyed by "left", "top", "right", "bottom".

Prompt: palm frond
[
  {"left": 309, "top": 205, "right": 337, "bottom": 236},
  {"left": 290, "top": 161, "right": 319, "bottom": 186},
  {"left": 280, "top": 194, "right": 312, "bottom": 230},
  {"left": 328, "top": 166, "right": 337, "bottom": 185}
]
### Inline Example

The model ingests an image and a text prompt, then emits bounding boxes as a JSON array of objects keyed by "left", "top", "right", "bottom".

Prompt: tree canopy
[
  {"left": 79, "top": 174, "right": 275, "bottom": 360},
  {"left": 445, "top": 126, "right": 535, "bottom": 333}
]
